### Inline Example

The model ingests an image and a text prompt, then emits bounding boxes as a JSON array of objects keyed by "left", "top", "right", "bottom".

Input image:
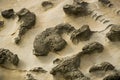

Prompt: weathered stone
[
  {"left": 89, "top": 62, "right": 115, "bottom": 73},
  {"left": 106, "top": 25, "right": 120, "bottom": 42},
  {"left": 14, "top": 8, "right": 36, "bottom": 44},
  {"left": 0, "top": 48, "right": 19, "bottom": 66},
  {"left": 50, "top": 53, "right": 90, "bottom": 80},
  {"left": 70, "top": 25, "right": 92, "bottom": 44},
  {"left": 29, "top": 67, "right": 47, "bottom": 73},
  {"left": 25, "top": 74, "right": 37, "bottom": 80},
  {"left": 41, "top": 1, "right": 53, "bottom": 9},
  {"left": 1, "top": 9, "right": 14, "bottom": 19},
  {"left": 0, "top": 21, "right": 4, "bottom": 27},
  {"left": 33, "top": 23, "right": 75, "bottom": 56},
  {"left": 103, "top": 73, "right": 120, "bottom": 80},
  {"left": 63, "top": 1, "right": 91, "bottom": 16},
  {"left": 99, "top": 0, "right": 113, "bottom": 7},
  {"left": 82, "top": 42, "right": 104, "bottom": 54}
]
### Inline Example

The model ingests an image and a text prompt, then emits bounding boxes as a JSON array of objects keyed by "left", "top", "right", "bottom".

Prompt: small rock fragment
[
  {"left": 33, "top": 23, "right": 75, "bottom": 56},
  {"left": 29, "top": 67, "right": 47, "bottom": 73},
  {"left": 82, "top": 42, "right": 104, "bottom": 54},
  {"left": 63, "top": 1, "right": 91, "bottom": 16},
  {"left": 25, "top": 74, "right": 37, "bottom": 80},
  {"left": 106, "top": 25, "right": 120, "bottom": 42},
  {"left": 1, "top": 9, "right": 14, "bottom": 19},
  {"left": 103, "top": 73, "right": 120, "bottom": 80},
  {"left": 89, "top": 62, "right": 115, "bottom": 73},
  {"left": 0, "top": 21, "right": 4, "bottom": 27},
  {"left": 14, "top": 8, "right": 36, "bottom": 44},
  {"left": 70, "top": 25, "right": 92, "bottom": 44},
  {"left": 99, "top": 0, "right": 113, "bottom": 7},
  {"left": 0, "top": 48, "right": 19, "bottom": 66},
  {"left": 41, "top": 1, "right": 53, "bottom": 10}
]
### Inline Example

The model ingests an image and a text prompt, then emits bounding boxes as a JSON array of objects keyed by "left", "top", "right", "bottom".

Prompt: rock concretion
[
  {"left": 33, "top": 23, "right": 75, "bottom": 56},
  {"left": 63, "top": 1, "right": 91, "bottom": 16},
  {"left": 50, "top": 53, "right": 90, "bottom": 80},
  {"left": 1, "top": 9, "right": 15, "bottom": 19},
  {"left": 70, "top": 25, "right": 92, "bottom": 44},
  {"left": 106, "top": 25, "right": 120, "bottom": 42},
  {"left": 82, "top": 42, "right": 104, "bottom": 54},
  {"left": 89, "top": 62, "right": 115, "bottom": 73},
  {"left": 0, "top": 48, "right": 19, "bottom": 66},
  {"left": 14, "top": 8, "right": 36, "bottom": 44}
]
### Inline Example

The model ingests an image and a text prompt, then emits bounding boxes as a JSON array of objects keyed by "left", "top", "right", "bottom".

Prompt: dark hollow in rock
[
  {"left": 70, "top": 25, "right": 92, "bottom": 44},
  {"left": 33, "top": 23, "right": 75, "bottom": 56},
  {"left": 29, "top": 67, "right": 47, "bottom": 73},
  {"left": 15, "top": 8, "right": 36, "bottom": 44},
  {"left": 1, "top": 9, "right": 15, "bottom": 19},
  {"left": 99, "top": 0, "right": 113, "bottom": 7},
  {"left": 25, "top": 73, "right": 37, "bottom": 80},
  {"left": 106, "top": 25, "right": 120, "bottom": 42},
  {"left": 0, "top": 21, "right": 4, "bottom": 27},
  {"left": 50, "top": 53, "right": 90, "bottom": 80},
  {"left": 82, "top": 42, "right": 104, "bottom": 54},
  {"left": 63, "top": 1, "right": 91, "bottom": 16},
  {"left": 89, "top": 62, "right": 115, "bottom": 73},
  {"left": 0, "top": 48, "right": 19, "bottom": 66},
  {"left": 41, "top": 1, "right": 53, "bottom": 9},
  {"left": 103, "top": 73, "right": 120, "bottom": 80}
]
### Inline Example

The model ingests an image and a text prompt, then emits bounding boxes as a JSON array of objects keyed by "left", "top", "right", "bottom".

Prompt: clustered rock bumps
[
  {"left": 63, "top": 0, "right": 91, "bottom": 16},
  {"left": 0, "top": 48, "right": 19, "bottom": 66},
  {"left": 33, "top": 23, "right": 75, "bottom": 56},
  {"left": 70, "top": 25, "right": 93, "bottom": 44},
  {"left": 103, "top": 73, "right": 120, "bottom": 80},
  {"left": 14, "top": 8, "right": 36, "bottom": 44}
]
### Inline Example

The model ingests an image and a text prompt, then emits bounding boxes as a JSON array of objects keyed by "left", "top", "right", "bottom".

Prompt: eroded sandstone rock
[
  {"left": 0, "top": 48, "right": 19, "bottom": 66},
  {"left": 106, "top": 25, "right": 120, "bottom": 42},
  {"left": 99, "top": 0, "right": 113, "bottom": 7},
  {"left": 82, "top": 42, "right": 104, "bottom": 54},
  {"left": 25, "top": 73, "right": 37, "bottom": 80},
  {"left": 33, "top": 23, "right": 75, "bottom": 56},
  {"left": 29, "top": 67, "right": 47, "bottom": 73},
  {"left": 41, "top": 1, "right": 53, "bottom": 10},
  {"left": 50, "top": 53, "right": 90, "bottom": 80},
  {"left": 14, "top": 8, "right": 36, "bottom": 44},
  {"left": 1, "top": 9, "right": 15, "bottom": 19},
  {"left": 89, "top": 62, "right": 115, "bottom": 73},
  {"left": 70, "top": 25, "right": 92, "bottom": 44},
  {"left": 103, "top": 73, "right": 120, "bottom": 80},
  {"left": 63, "top": 1, "right": 91, "bottom": 16},
  {"left": 0, "top": 21, "right": 4, "bottom": 27}
]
